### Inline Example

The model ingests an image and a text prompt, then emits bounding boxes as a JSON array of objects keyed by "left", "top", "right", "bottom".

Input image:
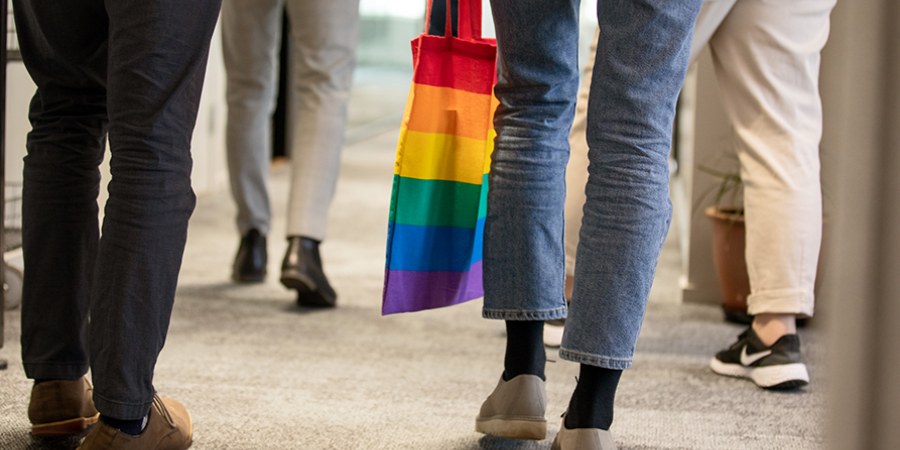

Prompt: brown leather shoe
[
  {"left": 29, "top": 377, "right": 100, "bottom": 437},
  {"left": 78, "top": 394, "right": 192, "bottom": 450}
]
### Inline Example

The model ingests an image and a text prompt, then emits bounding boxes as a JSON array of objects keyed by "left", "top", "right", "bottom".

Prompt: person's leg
[
  {"left": 15, "top": 0, "right": 108, "bottom": 385},
  {"left": 561, "top": 0, "right": 700, "bottom": 436},
  {"left": 90, "top": 0, "right": 221, "bottom": 423},
  {"left": 564, "top": 0, "right": 734, "bottom": 286},
  {"left": 222, "top": 0, "right": 284, "bottom": 283},
  {"left": 283, "top": 0, "right": 358, "bottom": 242},
  {"left": 13, "top": 0, "right": 108, "bottom": 436},
  {"left": 706, "top": 0, "right": 835, "bottom": 389},
  {"left": 554, "top": 1, "right": 735, "bottom": 351},
  {"left": 477, "top": 0, "right": 580, "bottom": 440},
  {"left": 563, "top": 27, "right": 597, "bottom": 287},
  {"left": 279, "top": 0, "right": 359, "bottom": 307},
  {"left": 222, "top": 0, "right": 284, "bottom": 238}
]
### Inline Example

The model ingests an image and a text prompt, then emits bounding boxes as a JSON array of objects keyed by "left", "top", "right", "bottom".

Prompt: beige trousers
[{"left": 565, "top": 0, "right": 835, "bottom": 317}]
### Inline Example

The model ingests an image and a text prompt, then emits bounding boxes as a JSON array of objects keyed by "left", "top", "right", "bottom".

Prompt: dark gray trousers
[{"left": 14, "top": 0, "right": 221, "bottom": 419}]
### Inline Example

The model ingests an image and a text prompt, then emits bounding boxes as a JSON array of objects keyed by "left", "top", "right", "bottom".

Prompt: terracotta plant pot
[{"left": 705, "top": 207, "right": 751, "bottom": 324}]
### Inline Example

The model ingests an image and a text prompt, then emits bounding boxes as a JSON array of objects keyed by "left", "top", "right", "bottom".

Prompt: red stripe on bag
[{"left": 411, "top": 35, "right": 497, "bottom": 95}]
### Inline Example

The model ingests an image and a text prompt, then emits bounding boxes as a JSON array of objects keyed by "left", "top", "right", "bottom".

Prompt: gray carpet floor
[{"left": 0, "top": 68, "right": 826, "bottom": 449}]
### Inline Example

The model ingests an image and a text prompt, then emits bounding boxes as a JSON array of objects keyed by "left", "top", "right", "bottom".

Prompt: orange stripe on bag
[{"left": 405, "top": 84, "right": 494, "bottom": 141}]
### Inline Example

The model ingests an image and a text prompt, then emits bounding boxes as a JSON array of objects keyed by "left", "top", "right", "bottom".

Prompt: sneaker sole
[
  {"left": 475, "top": 417, "right": 547, "bottom": 440},
  {"left": 710, "top": 358, "right": 809, "bottom": 390},
  {"left": 32, "top": 413, "right": 99, "bottom": 437}
]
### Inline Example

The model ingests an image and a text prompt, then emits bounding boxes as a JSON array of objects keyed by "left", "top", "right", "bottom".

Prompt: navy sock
[
  {"left": 565, "top": 364, "right": 623, "bottom": 430},
  {"left": 503, "top": 320, "right": 546, "bottom": 381},
  {"left": 101, "top": 415, "right": 146, "bottom": 436}
]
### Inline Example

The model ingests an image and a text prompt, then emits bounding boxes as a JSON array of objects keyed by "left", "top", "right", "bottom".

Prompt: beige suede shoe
[
  {"left": 551, "top": 416, "right": 617, "bottom": 450},
  {"left": 29, "top": 377, "right": 100, "bottom": 437},
  {"left": 475, "top": 374, "right": 547, "bottom": 440},
  {"left": 78, "top": 394, "right": 192, "bottom": 450}
]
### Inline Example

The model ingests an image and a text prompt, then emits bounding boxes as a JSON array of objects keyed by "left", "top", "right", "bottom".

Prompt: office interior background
[{"left": 1, "top": 0, "right": 899, "bottom": 448}]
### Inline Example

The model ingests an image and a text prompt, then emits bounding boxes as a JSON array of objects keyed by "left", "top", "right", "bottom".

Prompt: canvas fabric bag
[{"left": 382, "top": 0, "right": 497, "bottom": 314}]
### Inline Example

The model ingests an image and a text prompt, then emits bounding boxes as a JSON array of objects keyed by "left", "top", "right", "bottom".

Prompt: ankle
[
  {"left": 101, "top": 414, "right": 148, "bottom": 436},
  {"left": 752, "top": 314, "right": 797, "bottom": 347},
  {"left": 565, "top": 364, "right": 622, "bottom": 430},
  {"left": 503, "top": 320, "right": 546, "bottom": 381}
]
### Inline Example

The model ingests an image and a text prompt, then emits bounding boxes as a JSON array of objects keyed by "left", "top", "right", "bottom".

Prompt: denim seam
[
  {"left": 482, "top": 306, "right": 567, "bottom": 321},
  {"left": 559, "top": 348, "right": 632, "bottom": 370}
]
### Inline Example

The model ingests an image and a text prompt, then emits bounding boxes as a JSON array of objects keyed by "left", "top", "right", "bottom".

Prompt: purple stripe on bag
[{"left": 382, "top": 261, "right": 483, "bottom": 314}]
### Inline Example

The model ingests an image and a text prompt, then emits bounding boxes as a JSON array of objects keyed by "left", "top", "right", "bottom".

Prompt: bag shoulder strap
[{"left": 423, "top": 0, "right": 483, "bottom": 40}]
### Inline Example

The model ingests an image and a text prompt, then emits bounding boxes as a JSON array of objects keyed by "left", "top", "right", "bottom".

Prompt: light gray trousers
[{"left": 221, "top": 0, "right": 359, "bottom": 240}]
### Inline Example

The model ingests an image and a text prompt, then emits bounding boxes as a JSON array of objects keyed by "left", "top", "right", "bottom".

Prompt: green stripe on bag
[{"left": 392, "top": 175, "right": 487, "bottom": 228}]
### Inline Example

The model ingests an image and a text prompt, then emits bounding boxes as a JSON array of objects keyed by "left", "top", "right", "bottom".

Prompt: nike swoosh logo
[{"left": 740, "top": 345, "right": 773, "bottom": 366}]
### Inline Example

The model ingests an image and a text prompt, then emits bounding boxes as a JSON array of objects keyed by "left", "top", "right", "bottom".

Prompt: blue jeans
[
  {"left": 15, "top": 0, "right": 221, "bottom": 419},
  {"left": 483, "top": 0, "right": 701, "bottom": 370}
]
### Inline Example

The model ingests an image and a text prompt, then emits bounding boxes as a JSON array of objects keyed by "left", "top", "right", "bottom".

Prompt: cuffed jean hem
[
  {"left": 23, "top": 362, "right": 89, "bottom": 381},
  {"left": 559, "top": 348, "right": 632, "bottom": 370},
  {"left": 747, "top": 288, "right": 814, "bottom": 318},
  {"left": 482, "top": 306, "right": 568, "bottom": 321},
  {"left": 93, "top": 393, "right": 153, "bottom": 421}
]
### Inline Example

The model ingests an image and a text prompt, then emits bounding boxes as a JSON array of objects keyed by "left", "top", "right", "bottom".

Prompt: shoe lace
[{"left": 152, "top": 394, "right": 176, "bottom": 428}]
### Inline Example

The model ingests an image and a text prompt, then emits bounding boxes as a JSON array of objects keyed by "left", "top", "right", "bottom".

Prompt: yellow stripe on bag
[
  {"left": 484, "top": 128, "right": 496, "bottom": 174},
  {"left": 394, "top": 130, "right": 492, "bottom": 183},
  {"left": 405, "top": 84, "right": 494, "bottom": 141}
]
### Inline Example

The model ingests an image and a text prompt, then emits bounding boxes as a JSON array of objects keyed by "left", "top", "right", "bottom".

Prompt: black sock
[
  {"left": 101, "top": 415, "right": 146, "bottom": 436},
  {"left": 34, "top": 378, "right": 79, "bottom": 385},
  {"left": 564, "top": 364, "right": 623, "bottom": 430},
  {"left": 503, "top": 320, "right": 546, "bottom": 381}
]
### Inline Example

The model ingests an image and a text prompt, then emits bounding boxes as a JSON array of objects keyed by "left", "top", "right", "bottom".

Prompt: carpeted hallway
[{"left": 0, "top": 69, "right": 826, "bottom": 450}]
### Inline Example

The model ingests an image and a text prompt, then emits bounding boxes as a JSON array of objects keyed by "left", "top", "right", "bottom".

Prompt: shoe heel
[
  {"left": 752, "top": 363, "right": 810, "bottom": 390},
  {"left": 32, "top": 413, "right": 99, "bottom": 437},
  {"left": 280, "top": 270, "right": 316, "bottom": 291}
]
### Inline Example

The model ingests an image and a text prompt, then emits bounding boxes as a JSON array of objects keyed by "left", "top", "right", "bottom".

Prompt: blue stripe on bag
[{"left": 386, "top": 218, "right": 485, "bottom": 272}]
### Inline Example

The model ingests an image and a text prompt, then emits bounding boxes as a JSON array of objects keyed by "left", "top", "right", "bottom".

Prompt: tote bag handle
[{"left": 424, "top": 0, "right": 483, "bottom": 40}]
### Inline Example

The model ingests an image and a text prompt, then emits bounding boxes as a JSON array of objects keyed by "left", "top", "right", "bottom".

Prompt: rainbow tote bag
[{"left": 382, "top": 0, "right": 497, "bottom": 314}]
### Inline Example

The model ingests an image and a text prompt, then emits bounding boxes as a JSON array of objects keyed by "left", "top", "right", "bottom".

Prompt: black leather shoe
[
  {"left": 280, "top": 236, "right": 336, "bottom": 308},
  {"left": 232, "top": 229, "right": 267, "bottom": 283}
]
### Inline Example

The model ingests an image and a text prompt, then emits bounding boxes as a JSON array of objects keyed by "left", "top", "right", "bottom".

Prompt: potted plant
[{"left": 696, "top": 163, "right": 752, "bottom": 324}]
